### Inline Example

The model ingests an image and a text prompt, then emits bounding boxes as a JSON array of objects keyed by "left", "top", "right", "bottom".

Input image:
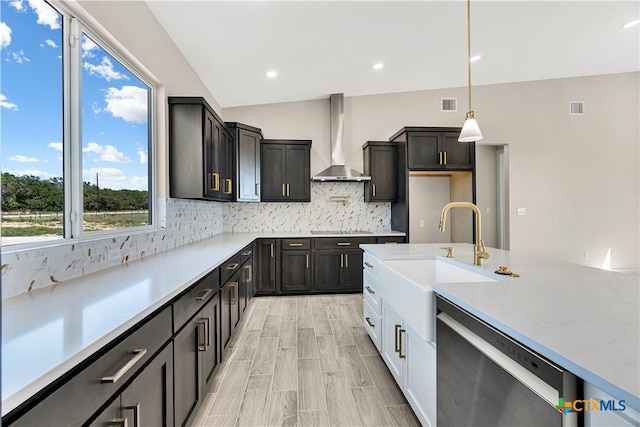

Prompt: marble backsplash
[
  {"left": 224, "top": 182, "right": 390, "bottom": 232},
  {"left": 2, "top": 182, "right": 390, "bottom": 299}
]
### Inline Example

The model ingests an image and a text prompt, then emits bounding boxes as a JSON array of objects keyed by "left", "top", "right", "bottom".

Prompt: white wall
[{"left": 225, "top": 73, "right": 640, "bottom": 269}]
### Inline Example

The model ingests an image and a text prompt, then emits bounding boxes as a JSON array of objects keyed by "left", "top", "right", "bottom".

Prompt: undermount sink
[{"left": 378, "top": 257, "right": 499, "bottom": 342}]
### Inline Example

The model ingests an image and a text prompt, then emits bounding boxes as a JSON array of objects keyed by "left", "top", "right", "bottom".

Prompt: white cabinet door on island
[{"left": 381, "top": 301, "right": 436, "bottom": 427}]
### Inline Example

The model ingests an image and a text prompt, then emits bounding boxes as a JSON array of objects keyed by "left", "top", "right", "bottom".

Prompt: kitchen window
[{"left": 1, "top": 0, "right": 154, "bottom": 248}]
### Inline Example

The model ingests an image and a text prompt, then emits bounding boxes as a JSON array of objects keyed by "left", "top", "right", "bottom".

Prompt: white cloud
[
  {"left": 0, "top": 94, "right": 18, "bottom": 110},
  {"left": 10, "top": 49, "right": 29, "bottom": 63},
  {"left": 9, "top": 155, "right": 39, "bottom": 162},
  {"left": 48, "top": 142, "right": 63, "bottom": 152},
  {"left": 84, "top": 56, "right": 129, "bottom": 81},
  {"left": 0, "top": 22, "right": 11, "bottom": 50},
  {"left": 81, "top": 35, "right": 97, "bottom": 58},
  {"left": 9, "top": 0, "right": 26, "bottom": 11},
  {"left": 137, "top": 146, "right": 148, "bottom": 164},
  {"left": 83, "top": 168, "right": 147, "bottom": 191},
  {"left": 44, "top": 39, "right": 57, "bottom": 48},
  {"left": 5, "top": 168, "right": 55, "bottom": 180},
  {"left": 104, "top": 86, "right": 148, "bottom": 124},
  {"left": 29, "top": 0, "right": 60, "bottom": 30},
  {"left": 83, "top": 142, "right": 131, "bottom": 163}
]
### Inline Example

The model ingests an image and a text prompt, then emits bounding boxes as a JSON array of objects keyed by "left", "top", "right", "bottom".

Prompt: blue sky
[{"left": 1, "top": 0, "right": 149, "bottom": 191}]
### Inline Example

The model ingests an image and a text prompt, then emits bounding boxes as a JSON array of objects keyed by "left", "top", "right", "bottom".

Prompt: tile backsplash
[{"left": 2, "top": 182, "right": 390, "bottom": 299}]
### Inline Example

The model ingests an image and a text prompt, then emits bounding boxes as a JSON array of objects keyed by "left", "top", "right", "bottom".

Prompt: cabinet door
[
  {"left": 220, "top": 280, "right": 240, "bottom": 359},
  {"left": 239, "top": 264, "right": 249, "bottom": 314},
  {"left": 257, "top": 239, "right": 277, "bottom": 294},
  {"left": 366, "top": 145, "right": 397, "bottom": 202},
  {"left": 201, "top": 296, "right": 220, "bottom": 391},
  {"left": 221, "top": 127, "right": 235, "bottom": 200},
  {"left": 340, "top": 250, "right": 364, "bottom": 292},
  {"left": 404, "top": 333, "right": 436, "bottom": 427},
  {"left": 285, "top": 145, "right": 310, "bottom": 201},
  {"left": 281, "top": 250, "right": 311, "bottom": 292},
  {"left": 237, "top": 129, "right": 261, "bottom": 202},
  {"left": 174, "top": 315, "right": 205, "bottom": 427},
  {"left": 261, "top": 144, "right": 286, "bottom": 201},
  {"left": 407, "top": 132, "right": 442, "bottom": 170},
  {"left": 209, "top": 114, "right": 224, "bottom": 199},
  {"left": 441, "top": 132, "right": 474, "bottom": 170},
  {"left": 313, "top": 250, "right": 342, "bottom": 291},
  {"left": 121, "top": 344, "right": 174, "bottom": 427},
  {"left": 381, "top": 304, "right": 404, "bottom": 385}
]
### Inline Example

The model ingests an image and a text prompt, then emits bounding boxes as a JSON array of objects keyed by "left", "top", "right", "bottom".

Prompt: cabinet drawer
[
  {"left": 363, "top": 252, "right": 378, "bottom": 273},
  {"left": 239, "top": 242, "right": 254, "bottom": 266},
  {"left": 173, "top": 270, "right": 219, "bottom": 332},
  {"left": 363, "top": 270, "right": 381, "bottom": 316},
  {"left": 221, "top": 254, "right": 243, "bottom": 284},
  {"left": 314, "top": 237, "right": 375, "bottom": 249},
  {"left": 376, "top": 236, "right": 405, "bottom": 244},
  {"left": 281, "top": 238, "right": 311, "bottom": 250},
  {"left": 10, "top": 307, "right": 172, "bottom": 427},
  {"left": 363, "top": 299, "right": 381, "bottom": 352}
]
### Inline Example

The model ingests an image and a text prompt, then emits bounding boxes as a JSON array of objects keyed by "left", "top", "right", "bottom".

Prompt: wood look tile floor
[{"left": 192, "top": 294, "right": 421, "bottom": 427}]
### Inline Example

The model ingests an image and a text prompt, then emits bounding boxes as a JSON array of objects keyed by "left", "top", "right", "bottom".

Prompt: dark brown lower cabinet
[
  {"left": 257, "top": 239, "right": 278, "bottom": 294},
  {"left": 220, "top": 274, "right": 241, "bottom": 361},
  {"left": 173, "top": 295, "right": 219, "bottom": 427},
  {"left": 313, "top": 249, "right": 364, "bottom": 292},
  {"left": 281, "top": 249, "right": 312, "bottom": 293},
  {"left": 91, "top": 343, "right": 174, "bottom": 427}
]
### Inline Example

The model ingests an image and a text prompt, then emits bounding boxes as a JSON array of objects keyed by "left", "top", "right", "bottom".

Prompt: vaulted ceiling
[{"left": 145, "top": 1, "right": 640, "bottom": 107}]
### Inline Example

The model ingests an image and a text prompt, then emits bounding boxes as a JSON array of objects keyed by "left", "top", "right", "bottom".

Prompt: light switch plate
[{"left": 516, "top": 207, "right": 526, "bottom": 216}]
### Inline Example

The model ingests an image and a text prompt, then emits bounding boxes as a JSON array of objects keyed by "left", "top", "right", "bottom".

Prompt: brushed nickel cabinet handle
[
  {"left": 345, "top": 254, "right": 348, "bottom": 268},
  {"left": 340, "top": 254, "right": 344, "bottom": 268},
  {"left": 306, "top": 254, "right": 310, "bottom": 268},
  {"left": 364, "top": 262, "right": 374, "bottom": 269},
  {"left": 365, "top": 285, "right": 375, "bottom": 295},
  {"left": 245, "top": 264, "right": 252, "bottom": 282},
  {"left": 101, "top": 349, "right": 147, "bottom": 383},
  {"left": 109, "top": 418, "right": 128, "bottom": 426},
  {"left": 255, "top": 182, "right": 260, "bottom": 195},
  {"left": 365, "top": 317, "right": 375, "bottom": 328},
  {"left": 289, "top": 243, "right": 303, "bottom": 247},
  {"left": 394, "top": 325, "right": 401, "bottom": 353},
  {"left": 226, "top": 263, "right": 239, "bottom": 270},
  {"left": 198, "top": 318, "right": 207, "bottom": 351},
  {"left": 372, "top": 183, "right": 376, "bottom": 197},
  {"left": 195, "top": 288, "right": 213, "bottom": 301},
  {"left": 224, "top": 178, "right": 233, "bottom": 194},
  {"left": 242, "top": 250, "right": 252, "bottom": 256},
  {"left": 230, "top": 282, "right": 238, "bottom": 305},
  {"left": 282, "top": 183, "right": 286, "bottom": 196},
  {"left": 337, "top": 242, "right": 351, "bottom": 246},
  {"left": 210, "top": 173, "right": 220, "bottom": 191},
  {"left": 270, "top": 243, "right": 274, "bottom": 258},
  {"left": 123, "top": 403, "right": 140, "bottom": 427},
  {"left": 398, "top": 329, "right": 406, "bottom": 359},
  {"left": 287, "top": 183, "right": 290, "bottom": 196}
]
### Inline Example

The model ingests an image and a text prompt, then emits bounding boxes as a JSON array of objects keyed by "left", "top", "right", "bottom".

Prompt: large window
[{"left": 1, "top": 0, "right": 153, "bottom": 247}]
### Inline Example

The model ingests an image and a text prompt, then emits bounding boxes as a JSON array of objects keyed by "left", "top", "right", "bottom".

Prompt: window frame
[{"left": 2, "top": 0, "right": 157, "bottom": 250}]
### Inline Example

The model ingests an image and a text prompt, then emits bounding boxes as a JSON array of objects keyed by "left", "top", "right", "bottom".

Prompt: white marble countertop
[
  {"left": 1, "top": 230, "right": 403, "bottom": 416},
  {"left": 360, "top": 243, "right": 640, "bottom": 412}
]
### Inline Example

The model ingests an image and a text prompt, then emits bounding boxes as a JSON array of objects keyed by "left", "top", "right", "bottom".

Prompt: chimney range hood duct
[{"left": 312, "top": 93, "right": 371, "bottom": 182}]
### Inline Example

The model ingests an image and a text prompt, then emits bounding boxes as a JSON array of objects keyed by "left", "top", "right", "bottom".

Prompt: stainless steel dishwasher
[{"left": 436, "top": 296, "right": 580, "bottom": 427}]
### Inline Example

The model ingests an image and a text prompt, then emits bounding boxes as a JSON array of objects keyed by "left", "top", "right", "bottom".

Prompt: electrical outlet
[
  {"left": 419, "top": 220, "right": 424, "bottom": 228},
  {"left": 516, "top": 207, "right": 526, "bottom": 216}
]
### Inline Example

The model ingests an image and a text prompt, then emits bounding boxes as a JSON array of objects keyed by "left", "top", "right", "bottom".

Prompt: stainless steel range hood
[{"left": 312, "top": 93, "right": 371, "bottom": 182}]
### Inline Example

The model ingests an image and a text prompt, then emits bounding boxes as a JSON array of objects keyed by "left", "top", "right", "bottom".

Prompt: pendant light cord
[{"left": 467, "top": 0, "right": 472, "bottom": 114}]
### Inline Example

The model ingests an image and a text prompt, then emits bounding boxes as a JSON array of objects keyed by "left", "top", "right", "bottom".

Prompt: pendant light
[{"left": 458, "top": 0, "right": 483, "bottom": 142}]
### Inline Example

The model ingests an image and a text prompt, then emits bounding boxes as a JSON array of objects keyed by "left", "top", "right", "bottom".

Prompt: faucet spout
[{"left": 438, "top": 202, "right": 489, "bottom": 266}]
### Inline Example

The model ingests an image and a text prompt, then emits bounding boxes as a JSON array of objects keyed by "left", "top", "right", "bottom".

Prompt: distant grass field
[{"left": 1, "top": 211, "right": 149, "bottom": 237}]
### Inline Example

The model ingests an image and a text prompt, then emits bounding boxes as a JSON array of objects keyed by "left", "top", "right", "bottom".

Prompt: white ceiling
[{"left": 145, "top": 1, "right": 639, "bottom": 108}]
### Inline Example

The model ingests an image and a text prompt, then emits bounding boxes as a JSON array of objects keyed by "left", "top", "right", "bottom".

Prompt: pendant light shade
[
  {"left": 459, "top": 111, "right": 483, "bottom": 142},
  {"left": 458, "top": 0, "right": 483, "bottom": 143}
]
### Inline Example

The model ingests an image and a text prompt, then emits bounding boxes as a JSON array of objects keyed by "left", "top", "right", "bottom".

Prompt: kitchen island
[
  {"left": 360, "top": 242, "right": 640, "bottom": 425},
  {"left": 1, "top": 230, "right": 403, "bottom": 423}
]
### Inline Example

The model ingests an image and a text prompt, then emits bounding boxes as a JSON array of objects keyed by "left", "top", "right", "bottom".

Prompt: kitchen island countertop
[
  {"left": 1, "top": 230, "right": 403, "bottom": 416},
  {"left": 360, "top": 243, "right": 640, "bottom": 413}
]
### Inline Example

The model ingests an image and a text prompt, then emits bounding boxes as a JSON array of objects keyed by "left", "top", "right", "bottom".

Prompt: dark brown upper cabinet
[
  {"left": 227, "top": 122, "right": 263, "bottom": 202},
  {"left": 363, "top": 141, "right": 397, "bottom": 202},
  {"left": 168, "top": 97, "right": 234, "bottom": 201},
  {"left": 260, "top": 139, "right": 311, "bottom": 202},
  {"left": 390, "top": 127, "right": 475, "bottom": 171}
]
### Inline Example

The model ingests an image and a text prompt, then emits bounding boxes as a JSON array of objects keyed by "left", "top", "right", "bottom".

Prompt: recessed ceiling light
[
  {"left": 470, "top": 55, "right": 482, "bottom": 63},
  {"left": 372, "top": 63, "right": 384, "bottom": 70},
  {"left": 622, "top": 18, "right": 639, "bottom": 29},
  {"left": 266, "top": 70, "right": 278, "bottom": 78}
]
